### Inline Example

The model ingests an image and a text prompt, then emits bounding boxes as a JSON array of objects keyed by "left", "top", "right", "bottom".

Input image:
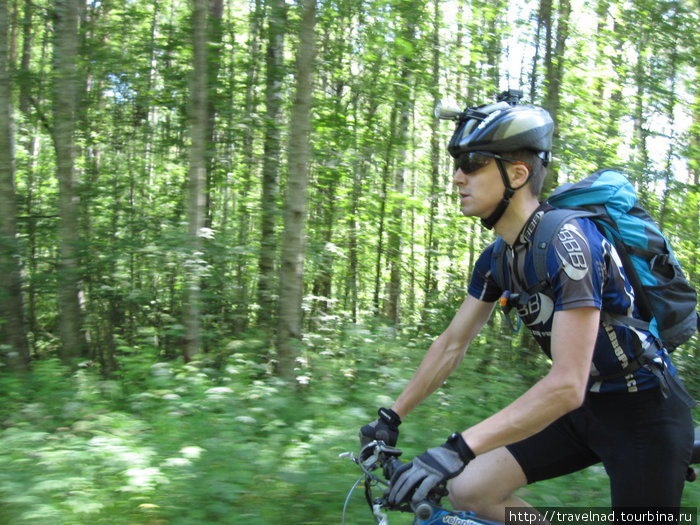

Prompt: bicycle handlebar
[
  {"left": 382, "top": 455, "right": 402, "bottom": 480},
  {"left": 341, "top": 440, "right": 449, "bottom": 523}
]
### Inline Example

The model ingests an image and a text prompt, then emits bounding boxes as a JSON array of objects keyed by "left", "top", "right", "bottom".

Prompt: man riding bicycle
[{"left": 359, "top": 93, "right": 695, "bottom": 522}]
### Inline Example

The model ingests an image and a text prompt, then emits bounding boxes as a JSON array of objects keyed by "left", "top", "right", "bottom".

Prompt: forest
[{"left": 0, "top": 0, "right": 698, "bottom": 523}]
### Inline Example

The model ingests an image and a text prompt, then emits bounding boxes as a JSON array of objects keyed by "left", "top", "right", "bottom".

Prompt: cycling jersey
[{"left": 467, "top": 205, "right": 677, "bottom": 394}]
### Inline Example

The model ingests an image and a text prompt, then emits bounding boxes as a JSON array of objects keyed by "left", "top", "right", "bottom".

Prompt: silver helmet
[{"left": 444, "top": 100, "right": 553, "bottom": 164}]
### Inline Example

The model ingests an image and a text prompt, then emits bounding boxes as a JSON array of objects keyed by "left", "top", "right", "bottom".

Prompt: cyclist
[{"left": 359, "top": 96, "right": 695, "bottom": 522}]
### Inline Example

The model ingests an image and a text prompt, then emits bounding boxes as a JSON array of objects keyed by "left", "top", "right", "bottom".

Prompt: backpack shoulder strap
[
  {"left": 531, "top": 208, "right": 596, "bottom": 286},
  {"left": 491, "top": 237, "right": 508, "bottom": 291}
]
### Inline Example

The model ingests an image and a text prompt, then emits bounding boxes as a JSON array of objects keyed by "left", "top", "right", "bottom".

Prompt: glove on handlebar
[
  {"left": 388, "top": 432, "right": 475, "bottom": 506},
  {"left": 359, "top": 407, "right": 402, "bottom": 447}
]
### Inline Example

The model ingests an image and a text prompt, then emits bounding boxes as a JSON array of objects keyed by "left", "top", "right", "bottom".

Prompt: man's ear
[{"left": 509, "top": 162, "right": 531, "bottom": 190}]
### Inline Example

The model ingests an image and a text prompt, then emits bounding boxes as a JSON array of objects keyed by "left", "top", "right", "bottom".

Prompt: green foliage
[
  {"left": 4, "top": 0, "right": 699, "bottom": 365},
  {"left": 0, "top": 329, "right": 698, "bottom": 524}
]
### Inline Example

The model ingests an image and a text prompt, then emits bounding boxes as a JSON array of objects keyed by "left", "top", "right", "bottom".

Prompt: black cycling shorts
[{"left": 506, "top": 387, "right": 694, "bottom": 508}]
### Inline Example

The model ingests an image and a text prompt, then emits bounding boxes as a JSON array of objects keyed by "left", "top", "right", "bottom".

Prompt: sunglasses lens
[{"left": 455, "top": 153, "right": 490, "bottom": 174}]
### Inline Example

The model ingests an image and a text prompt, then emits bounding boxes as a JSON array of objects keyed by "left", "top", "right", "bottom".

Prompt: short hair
[{"left": 509, "top": 149, "right": 548, "bottom": 197}]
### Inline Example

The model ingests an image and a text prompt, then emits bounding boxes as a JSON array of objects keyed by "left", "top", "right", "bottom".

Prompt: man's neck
[{"left": 493, "top": 196, "right": 541, "bottom": 246}]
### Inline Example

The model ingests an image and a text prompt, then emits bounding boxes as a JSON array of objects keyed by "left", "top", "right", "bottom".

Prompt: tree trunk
[
  {"left": 0, "top": 0, "right": 30, "bottom": 370},
  {"left": 276, "top": 0, "right": 316, "bottom": 379},
  {"left": 658, "top": 44, "right": 679, "bottom": 230},
  {"left": 689, "top": 58, "right": 700, "bottom": 282},
  {"left": 541, "top": 0, "right": 571, "bottom": 193},
  {"left": 52, "top": 0, "right": 86, "bottom": 363},
  {"left": 386, "top": 104, "right": 409, "bottom": 323},
  {"left": 529, "top": 0, "right": 543, "bottom": 100},
  {"left": 18, "top": 0, "right": 34, "bottom": 115},
  {"left": 373, "top": 110, "right": 395, "bottom": 315},
  {"left": 309, "top": 81, "right": 344, "bottom": 322},
  {"left": 257, "top": 0, "right": 287, "bottom": 326},
  {"left": 423, "top": 0, "right": 441, "bottom": 314},
  {"left": 183, "top": 0, "right": 209, "bottom": 362},
  {"left": 631, "top": 53, "right": 650, "bottom": 205},
  {"left": 200, "top": 0, "right": 224, "bottom": 352},
  {"left": 204, "top": 0, "right": 223, "bottom": 231},
  {"left": 233, "top": 0, "right": 263, "bottom": 332},
  {"left": 384, "top": 3, "right": 419, "bottom": 323},
  {"left": 348, "top": 94, "right": 362, "bottom": 323},
  {"left": 17, "top": 0, "right": 41, "bottom": 356}
]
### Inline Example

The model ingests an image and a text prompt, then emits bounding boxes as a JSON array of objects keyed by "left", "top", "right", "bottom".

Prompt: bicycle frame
[{"left": 405, "top": 505, "right": 503, "bottom": 525}]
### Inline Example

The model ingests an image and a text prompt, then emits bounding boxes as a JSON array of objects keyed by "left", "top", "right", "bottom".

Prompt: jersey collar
[{"left": 515, "top": 202, "right": 552, "bottom": 246}]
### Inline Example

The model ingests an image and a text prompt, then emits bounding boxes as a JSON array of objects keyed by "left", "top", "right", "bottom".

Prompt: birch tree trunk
[
  {"left": 276, "top": 0, "right": 316, "bottom": 379},
  {"left": 52, "top": 0, "right": 86, "bottom": 363},
  {"left": 183, "top": 0, "right": 209, "bottom": 361}
]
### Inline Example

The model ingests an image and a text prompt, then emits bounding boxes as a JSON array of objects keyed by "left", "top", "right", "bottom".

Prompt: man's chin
[{"left": 459, "top": 205, "right": 481, "bottom": 219}]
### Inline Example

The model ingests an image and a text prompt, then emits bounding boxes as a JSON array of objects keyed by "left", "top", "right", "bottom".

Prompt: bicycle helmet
[
  {"left": 440, "top": 93, "right": 554, "bottom": 228},
  {"left": 447, "top": 103, "right": 553, "bottom": 161}
]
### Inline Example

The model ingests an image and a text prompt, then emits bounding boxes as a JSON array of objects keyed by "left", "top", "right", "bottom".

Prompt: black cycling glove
[
  {"left": 359, "top": 407, "right": 402, "bottom": 447},
  {"left": 388, "top": 432, "right": 475, "bottom": 506}
]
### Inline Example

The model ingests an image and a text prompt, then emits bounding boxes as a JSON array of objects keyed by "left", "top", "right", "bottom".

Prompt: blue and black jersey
[{"left": 468, "top": 206, "right": 676, "bottom": 394}]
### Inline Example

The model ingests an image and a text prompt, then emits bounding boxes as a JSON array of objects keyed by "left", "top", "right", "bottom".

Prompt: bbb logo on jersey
[
  {"left": 516, "top": 291, "right": 554, "bottom": 328},
  {"left": 555, "top": 224, "right": 590, "bottom": 281}
]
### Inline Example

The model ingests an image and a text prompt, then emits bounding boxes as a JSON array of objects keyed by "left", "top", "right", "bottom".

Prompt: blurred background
[{"left": 0, "top": 0, "right": 698, "bottom": 522}]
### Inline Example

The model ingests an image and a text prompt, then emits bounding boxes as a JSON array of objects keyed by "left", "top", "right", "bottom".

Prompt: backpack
[{"left": 492, "top": 168, "right": 699, "bottom": 351}]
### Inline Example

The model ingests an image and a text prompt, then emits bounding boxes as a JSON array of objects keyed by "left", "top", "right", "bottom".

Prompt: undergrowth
[{"left": 0, "top": 326, "right": 698, "bottom": 524}]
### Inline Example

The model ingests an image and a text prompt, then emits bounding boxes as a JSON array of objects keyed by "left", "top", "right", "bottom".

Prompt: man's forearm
[
  {"left": 391, "top": 336, "right": 468, "bottom": 419},
  {"left": 390, "top": 295, "right": 493, "bottom": 421}
]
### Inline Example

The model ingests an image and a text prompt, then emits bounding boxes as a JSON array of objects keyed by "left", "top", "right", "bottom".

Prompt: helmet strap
[{"left": 481, "top": 159, "right": 516, "bottom": 229}]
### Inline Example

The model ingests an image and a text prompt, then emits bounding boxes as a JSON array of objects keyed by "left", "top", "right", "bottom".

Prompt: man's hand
[
  {"left": 359, "top": 407, "right": 401, "bottom": 447},
  {"left": 388, "top": 433, "right": 475, "bottom": 506}
]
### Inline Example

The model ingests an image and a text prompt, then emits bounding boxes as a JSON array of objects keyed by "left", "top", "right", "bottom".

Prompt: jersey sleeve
[
  {"left": 468, "top": 242, "right": 503, "bottom": 303},
  {"left": 546, "top": 219, "right": 605, "bottom": 311}
]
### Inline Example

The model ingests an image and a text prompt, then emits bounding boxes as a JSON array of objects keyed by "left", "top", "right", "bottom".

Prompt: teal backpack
[{"left": 493, "top": 168, "right": 699, "bottom": 351}]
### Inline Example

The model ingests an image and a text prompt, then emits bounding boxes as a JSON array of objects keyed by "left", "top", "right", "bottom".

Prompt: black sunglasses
[{"left": 454, "top": 151, "right": 530, "bottom": 175}]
